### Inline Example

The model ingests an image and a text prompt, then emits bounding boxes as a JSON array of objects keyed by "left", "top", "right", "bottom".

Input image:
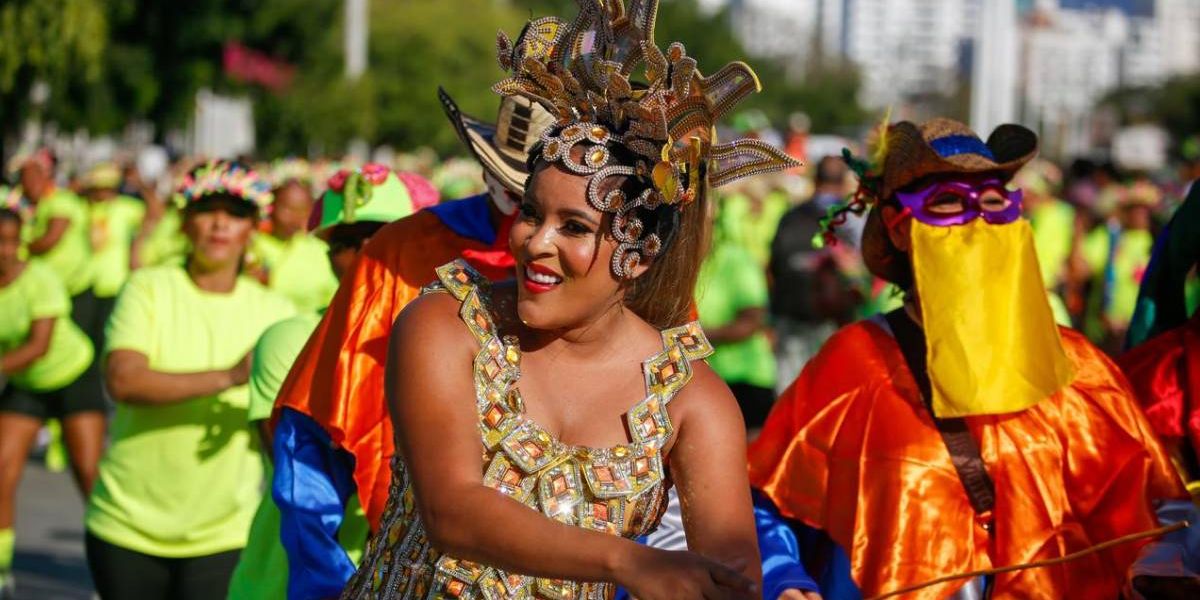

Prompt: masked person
[
  {"left": 1121, "top": 183, "right": 1200, "bottom": 497},
  {"left": 267, "top": 90, "right": 554, "bottom": 599},
  {"left": 227, "top": 166, "right": 437, "bottom": 600},
  {"left": 748, "top": 119, "right": 1192, "bottom": 599}
]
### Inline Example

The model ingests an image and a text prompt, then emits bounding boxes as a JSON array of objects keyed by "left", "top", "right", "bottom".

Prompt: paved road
[{"left": 12, "top": 460, "right": 93, "bottom": 600}]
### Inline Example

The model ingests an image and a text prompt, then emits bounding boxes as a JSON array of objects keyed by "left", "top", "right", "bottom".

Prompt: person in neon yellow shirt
[
  {"left": 81, "top": 163, "right": 146, "bottom": 345},
  {"left": 18, "top": 150, "right": 98, "bottom": 336},
  {"left": 226, "top": 166, "right": 431, "bottom": 600},
  {"left": 248, "top": 180, "right": 338, "bottom": 314},
  {"left": 0, "top": 207, "right": 104, "bottom": 598},
  {"left": 84, "top": 161, "right": 294, "bottom": 600}
]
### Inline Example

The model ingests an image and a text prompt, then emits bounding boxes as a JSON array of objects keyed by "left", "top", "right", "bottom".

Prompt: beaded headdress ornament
[
  {"left": 493, "top": 0, "right": 801, "bottom": 277},
  {"left": 176, "top": 159, "right": 274, "bottom": 216}
]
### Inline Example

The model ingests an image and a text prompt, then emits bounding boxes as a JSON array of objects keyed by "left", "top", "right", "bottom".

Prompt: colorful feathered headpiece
[
  {"left": 175, "top": 159, "right": 274, "bottom": 216},
  {"left": 494, "top": 0, "right": 801, "bottom": 277}
]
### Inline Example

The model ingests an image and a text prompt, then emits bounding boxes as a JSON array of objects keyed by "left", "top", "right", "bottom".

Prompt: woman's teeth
[{"left": 525, "top": 266, "right": 562, "bottom": 285}]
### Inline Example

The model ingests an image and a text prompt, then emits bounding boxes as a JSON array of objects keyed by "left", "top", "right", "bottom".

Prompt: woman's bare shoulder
[
  {"left": 391, "top": 291, "right": 478, "bottom": 359},
  {"left": 655, "top": 346, "right": 741, "bottom": 443}
]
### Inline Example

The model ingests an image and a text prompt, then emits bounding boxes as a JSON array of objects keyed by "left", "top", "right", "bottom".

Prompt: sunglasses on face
[{"left": 894, "top": 179, "right": 1023, "bottom": 227}]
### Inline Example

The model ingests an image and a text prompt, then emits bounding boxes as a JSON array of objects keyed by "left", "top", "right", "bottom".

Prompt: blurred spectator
[
  {"left": 84, "top": 161, "right": 293, "bottom": 600},
  {"left": 249, "top": 177, "right": 338, "bottom": 313},
  {"left": 697, "top": 199, "right": 777, "bottom": 430},
  {"left": 1078, "top": 177, "right": 1161, "bottom": 353},
  {"left": 1015, "top": 160, "right": 1074, "bottom": 324},
  {"left": 81, "top": 163, "right": 146, "bottom": 349},
  {"left": 0, "top": 207, "right": 105, "bottom": 598},
  {"left": 720, "top": 176, "right": 791, "bottom": 267},
  {"left": 17, "top": 151, "right": 98, "bottom": 342},
  {"left": 769, "top": 156, "right": 862, "bottom": 390}
]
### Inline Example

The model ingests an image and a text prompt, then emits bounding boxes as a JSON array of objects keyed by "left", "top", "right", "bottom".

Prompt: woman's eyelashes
[
  {"left": 519, "top": 201, "right": 594, "bottom": 237},
  {"left": 562, "top": 219, "right": 593, "bottom": 237}
]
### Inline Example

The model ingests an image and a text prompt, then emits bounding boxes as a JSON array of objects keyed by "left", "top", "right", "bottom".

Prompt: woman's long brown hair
[{"left": 623, "top": 182, "right": 711, "bottom": 329}]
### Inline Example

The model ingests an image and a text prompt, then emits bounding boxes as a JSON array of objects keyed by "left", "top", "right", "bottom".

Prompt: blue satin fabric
[
  {"left": 929, "top": 135, "right": 995, "bottom": 160},
  {"left": 426, "top": 193, "right": 496, "bottom": 245},
  {"left": 273, "top": 408, "right": 359, "bottom": 599}
]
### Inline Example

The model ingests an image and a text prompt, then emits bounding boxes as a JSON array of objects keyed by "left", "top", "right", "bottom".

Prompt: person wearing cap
[
  {"left": 748, "top": 119, "right": 1189, "bottom": 598},
  {"left": 249, "top": 161, "right": 340, "bottom": 314},
  {"left": 1078, "top": 177, "right": 1163, "bottom": 352},
  {"left": 227, "top": 165, "right": 436, "bottom": 600},
  {"left": 265, "top": 90, "right": 552, "bottom": 598},
  {"left": 0, "top": 204, "right": 105, "bottom": 600},
  {"left": 16, "top": 150, "right": 98, "bottom": 338},
  {"left": 81, "top": 162, "right": 146, "bottom": 347},
  {"left": 84, "top": 160, "right": 294, "bottom": 600}
]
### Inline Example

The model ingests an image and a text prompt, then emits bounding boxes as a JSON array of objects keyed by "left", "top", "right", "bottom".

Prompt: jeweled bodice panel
[{"left": 342, "top": 260, "right": 713, "bottom": 599}]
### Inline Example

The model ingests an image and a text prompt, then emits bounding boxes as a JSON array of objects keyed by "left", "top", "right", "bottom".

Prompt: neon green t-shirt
[
  {"left": 250, "top": 233, "right": 339, "bottom": 314},
  {"left": 86, "top": 265, "right": 295, "bottom": 558},
  {"left": 141, "top": 208, "right": 188, "bottom": 267},
  {"left": 28, "top": 189, "right": 93, "bottom": 295},
  {"left": 1028, "top": 200, "right": 1075, "bottom": 288},
  {"left": 696, "top": 242, "right": 777, "bottom": 389},
  {"left": 1083, "top": 227, "right": 1154, "bottom": 327},
  {"left": 90, "top": 195, "right": 146, "bottom": 298},
  {"left": 720, "top": 192, "right": 791, "bottom": 267},
  {"left": 0, "top": 261, "right": 93, "bottom": 391},
  {"left": 228, "top": 311, "right": 368, "bottom": 600}
]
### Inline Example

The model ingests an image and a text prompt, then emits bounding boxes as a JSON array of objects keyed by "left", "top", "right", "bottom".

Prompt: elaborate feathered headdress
[{"left": 493, "top": 0, "right": 801, "bottom": 277}]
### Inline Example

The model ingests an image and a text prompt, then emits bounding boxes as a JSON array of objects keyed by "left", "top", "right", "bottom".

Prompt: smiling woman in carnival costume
[
  {"left": 341, "top": 1, "right": 801, "bottom": 598},
  {"left": 749, "top": 119, "right": 1196, "bottom": 599}
]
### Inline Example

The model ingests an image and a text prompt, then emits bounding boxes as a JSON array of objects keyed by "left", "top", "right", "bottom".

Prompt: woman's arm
[
  {"left": 668, "top": 364, "right": 764, "bottom": 588},
  {"left": 388, "top": 294, "right": 755, "bottom": 600},
  {"left": 27, "top": 217, "right": 69, "bottom": 255},
  {"left": 106, "top": 348, "right": 250, "bottom": 406},
  {"left": 0, "top": 318, "right": 54, "bottom": 374},
  {"left": 705, "top": 307, "right": 767, "bottom": 344}
]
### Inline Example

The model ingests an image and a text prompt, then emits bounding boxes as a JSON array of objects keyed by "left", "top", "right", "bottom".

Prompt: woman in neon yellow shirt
[
  {"left": 84, "top": 161, "right": 294, "bottom": 600},
  {"left": 0, "top": 207, "right": 103, "bottom": 597}
]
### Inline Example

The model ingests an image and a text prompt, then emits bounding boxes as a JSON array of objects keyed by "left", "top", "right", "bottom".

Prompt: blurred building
[
  {"left": 1021, "top": 0, "right": 1200, "bottom": 156},
  {"left": 715, "top": 0, "right": 1200, "bottom": 156}
]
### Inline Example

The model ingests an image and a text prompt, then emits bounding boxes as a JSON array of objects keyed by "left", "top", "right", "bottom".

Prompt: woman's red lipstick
[{"left": 521, "top": 262, "right": 562, "bottom": 294}]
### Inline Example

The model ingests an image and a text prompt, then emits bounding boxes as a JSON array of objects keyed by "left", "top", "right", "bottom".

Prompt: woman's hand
[
  {"left": 777, "top": 589, "right": 823, "bottom": 600},
  {"left": 617, "top": 546, "right": 757, "bottom": 600},
  {"left": 227, "top": 351, "right": 253, "bottom": 387}
]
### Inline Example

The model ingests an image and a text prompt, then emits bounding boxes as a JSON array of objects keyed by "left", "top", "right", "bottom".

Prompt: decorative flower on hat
[
  {"left": 176, "top": 159, "right": 274, "bottom": 215},
  {"left": 493, "top": 0, "right": 801, "bottom": 277}
]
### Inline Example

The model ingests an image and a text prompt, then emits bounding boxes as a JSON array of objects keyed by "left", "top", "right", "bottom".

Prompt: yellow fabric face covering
[{"left": 910, "top": 218, "right": 1075, "bottom": 417}]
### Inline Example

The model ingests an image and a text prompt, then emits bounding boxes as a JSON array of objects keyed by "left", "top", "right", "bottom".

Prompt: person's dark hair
[
  {"left": 862, "top": 197, "right": 914, "bottom": 290},
  {"left": 326, "top": 221, "right": 388, "bottom": 255},
  {"left": 815, "top": 155, "right": 848, "bottom": 187},
  {"left": 0, "top": 207, "right": 22, "bottom": 227}
]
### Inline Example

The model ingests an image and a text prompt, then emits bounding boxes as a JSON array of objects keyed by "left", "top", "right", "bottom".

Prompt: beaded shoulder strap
[{"left": 622, "top": 321, "right": 715, "bottom": 449}]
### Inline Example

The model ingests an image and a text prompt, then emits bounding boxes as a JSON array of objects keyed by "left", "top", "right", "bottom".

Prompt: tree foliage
[{"left": 5, "top": 0, "right": 868, "bottom": 157}]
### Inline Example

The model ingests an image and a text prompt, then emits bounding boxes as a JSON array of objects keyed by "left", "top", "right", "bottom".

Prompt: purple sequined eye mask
[{"left": 893, "top": 179, "right": 1023, "bottom": 227}]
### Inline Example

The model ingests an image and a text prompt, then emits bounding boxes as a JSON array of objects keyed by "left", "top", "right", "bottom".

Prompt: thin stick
[{"left": 867, "top": 521, "right": 1190, "bottom": 600}]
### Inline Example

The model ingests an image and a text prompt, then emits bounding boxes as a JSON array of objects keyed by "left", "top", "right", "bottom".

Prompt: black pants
[
  {"left": 728, "top": 382, "right": 776, "bottom": 429},
  {"left": 85, "top": 532, "right": 241, "bottom": 600}
]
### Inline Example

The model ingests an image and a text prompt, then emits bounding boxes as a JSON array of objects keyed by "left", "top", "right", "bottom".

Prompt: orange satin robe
[
  {"left": 748, "top": 321, "right": 1186, "bottom": 599},
  {"left": 273, "top": 208, "right": 504, "bottom": 530}
]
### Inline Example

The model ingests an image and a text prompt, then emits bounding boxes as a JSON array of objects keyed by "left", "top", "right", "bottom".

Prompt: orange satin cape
[
  {"left": 273, "top": 208, "right": 505, "bottom": 530},
  {"left": 1119, "top": 315, "right": 1200, "bottom": 486},
  {"left": 748, "top": 321, "right": 1186, "bottom": 599}
]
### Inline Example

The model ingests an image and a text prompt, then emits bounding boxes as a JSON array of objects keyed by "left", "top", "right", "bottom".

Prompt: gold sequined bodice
[{"left": 342, "top": 260, "right": 713, "bottom": 599}]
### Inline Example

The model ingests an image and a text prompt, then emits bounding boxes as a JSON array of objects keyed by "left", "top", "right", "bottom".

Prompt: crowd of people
[{"left": 3, "top": 1, "right": 1200, "bottom": 599}]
